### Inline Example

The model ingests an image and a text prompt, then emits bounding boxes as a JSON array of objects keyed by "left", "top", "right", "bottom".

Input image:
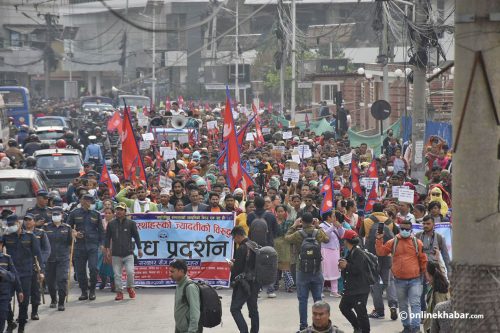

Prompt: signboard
[
  {"left": 398, "top": 188, "right": 415, "bottom": 203},
  {"left": 326, "top": 157, "right": 339, "bottom": 170},
  {"left": 132, "top": 213, "right": 235, "bottom": 287},
  {"left": 160, "top": 147, "right": 177, "bottom": 161},
  {"left": 340, "top": 153, "right": 352, "bottom": 165},
  {"left": 282, "top": 131, "right": 293, "bottom": 140},
  {"left": 360, "top": 177, "right": 378, "bottom": 191},
  {"left": 283, "top": 161, "right": 300, "bottom": 183},
  {"left": 297, "top": 145, "right": 312, "bottom": 159}
]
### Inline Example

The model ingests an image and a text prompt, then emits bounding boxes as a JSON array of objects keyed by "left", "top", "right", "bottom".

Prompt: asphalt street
[{"left": 23, "top": 285, "right": 405, "bottom": 333}]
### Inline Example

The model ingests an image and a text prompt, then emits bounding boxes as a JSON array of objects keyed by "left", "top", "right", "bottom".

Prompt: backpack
[
  {"left": 183, "top": 280, "right": 222, "bottom": 328},
  {"left": 298, "top": 229, "right": 322, "bottom": 274},
  {"left": 392, "top": 236, "right": 419, "bottom": 257},
  {"left": 356, "top": 247, "right": 379, "bottom": 286},
  {"left": 249, "top": 214, "right": 268, "bottom": 246},
  {"left": 246, "top": 240, "right": 278, "bottom": 286}
]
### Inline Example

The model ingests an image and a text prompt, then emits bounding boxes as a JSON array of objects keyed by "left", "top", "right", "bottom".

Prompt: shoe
[
  {"left": 50, "top": 301, "right": 57, "bottom": 309},
  {"left": 368, "top": 310, "right": 385, "bottom": 319},
  {"left": 267, "top": 292, "right": 277, "bottom": 298},
  {"left": 31, "top": 313, "right": 39, "bottom": 320},
  {"left": 6, "top": 322, "right": 17, "bottom": 333},
  {"left": 79, "top": 292, "right": 88, "bottom": 301},
  {"left": 111, "top": 282, "right": 116, "bottom": 293},
  {"left": 330, "top": 292, "right": 341, "bottom": 298},
  {"left": 390, "top": 307, "right": 398, "bottom": 320},
  {"left": 17, "top": 324, "right": 25, "bottom": 333},
  {"left": 58, "top": 304, "right": 65, "bottom": 311},
  {"left": 99, "top": 281, "right": 106, "bottom": 290},
  {"left": 89, "top": 289, "right": 96, "bottom": 300},
  {"left": 127, "top": 287, "right": 136, "bottom": 299},
  {"left": 115, "top": 292, "right": 124, "bottom": 301}
]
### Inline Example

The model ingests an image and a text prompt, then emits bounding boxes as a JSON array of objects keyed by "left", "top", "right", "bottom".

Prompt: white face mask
[
  {"left": 52, "top": 215, "right": 62, "bottom": 224},
  {"left": 387, "top": 166, "right": 394, "bottom": 172},
  {"left": 90, "top": 204, "right": 96, "bottom": 211}
]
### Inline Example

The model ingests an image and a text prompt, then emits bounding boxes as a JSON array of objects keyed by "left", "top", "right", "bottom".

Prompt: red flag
[
  {"left": 305, "top": 113, "right": 310, "bottom": 128},
  {"left": 364, "top": 181, "right": 378, "bottom": 213},
  {"left": 268, "top": 101, "right": 273, "bottom": 111},
  {"left": 99, "top": 163, "right": 116, "bottom": 197},
  {"left": 107, "top": 111, "right": 122, "bottom": 135},
  {"left": 178, "top": 95, "right": 184, "bottom": 107},
  {"left": 351, "top": 160, "right": 363, "bottom": 196},
  {"left": 241, "top": 167, "right": 256, "bottom": 194},
  {"left": 205, "top": 102, "right": 210, "bottom": 112},
  {"left": 236, "top": 114, "right": 256, "bottom": 147},
  {"left": 259, "top": 100, "right": 265, "bottom": 109},
  {"left": 252, "top": 103, "right": 265, "bottom": 146},
  {"left": 320, "top": 174, "right": 334, "bottom": 214},
  {"left": 223, "top": 88, "right": 242, "bottom": 191},
  {"left": 143, "top": 105, "right": 149, "bottom": 116},
  {"left": 368, "top": 159, "right": 378, "bottom": 178},
  {"left": 122, "top": 107, "right": 146, "bottom": 184},
  {"left": 166, "top": 96, "right": 171, "bottom": 111}
]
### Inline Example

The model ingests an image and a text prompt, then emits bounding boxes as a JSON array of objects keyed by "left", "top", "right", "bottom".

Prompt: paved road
[{"left": 24, "top": 285, "right": 405, "bottom": 333}]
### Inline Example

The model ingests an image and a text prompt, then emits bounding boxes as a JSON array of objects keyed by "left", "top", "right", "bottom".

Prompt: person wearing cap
[
  {"left": 84, "top": 135, "right": 104, "bottom": 173},
  {"left": 0, "top": 235, "right": 22, "bottom": 333},
  {"left": 4, "top": 214, "right": 43, "bottom": 333},
  {"left": 67, "top": 193, "right": 105, "bottom": 301},
  {"left": 26, "top": 190, "right": 51, "bottom": 228},
  {"left": 338, "top": 229, "right": 371, "bottom": 333},
  {"left": 105, "top": 202, "right": 143, "bottom": 301},
  {"left": 22, "top": 213, "right": 51, "bottom": 320},
  {"left": 116, "top": 185, "right": 158, "bottom": 213},
  {"left": 284, "top": 213, "right": 329, "bottom": 331},
  {"left": 157, "top": 189, "right": 173, "bottom": 212},
  {"left": 42, "top": 206, "right": 73, "bottom": 311}
]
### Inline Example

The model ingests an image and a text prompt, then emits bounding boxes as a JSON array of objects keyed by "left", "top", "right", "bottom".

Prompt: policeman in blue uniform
[
  {"left": 23, "top": 213, "right": 51, "bottom": 320},
  {"left": 84, "top": 135, "right": 104, "bottom": 173},
  {"left": 67, "top": 194, "right": 104, "bottom": 301},
  {"left": 4, "top": 214, "right": 43, "bottom": 333},
  {"left": 0, "top": 236, "right": 22, "bottom": 333},
  {"left": 43, "top": 207, "right": 73, "bottom": 311},
  {"left": 26, "top": 190, "right": 51, "bottom": 227}
]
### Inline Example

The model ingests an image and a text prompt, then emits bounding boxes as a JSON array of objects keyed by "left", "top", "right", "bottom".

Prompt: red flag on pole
[
  {"left": 99, "top": 163, "right": 116, "bottom": 197},
  {"left": 364, "top": 181, "right": 379, "bottom": 213},
  {"left": 122, "top": 107, "right": 146, "bottom": 184},
  {"left": 166, "top": 96, "right": 171, "bottom": 111},
  {"left": 252, "top": 103, "right": 265, "bottom": 146},
  {"left": 107, "top": 111, "right": 122, "bottom": 135},
  {"left": 351, "top": 160, "right": 363, "bottom": 196},
  {"left": 223, "top": 88, "right": 243, "bottom": 191},
  {"left": 268, "top": 101, "right": 273, "bottom": 111},
  {"left": 319, "top": 174, "right": 334, "bottom": 214},
  {"left": 368, "top": 159, "right": 378, "bottom": 178},
  {"left": 178, "top": 95, "right": 184, "bottom": 108}
]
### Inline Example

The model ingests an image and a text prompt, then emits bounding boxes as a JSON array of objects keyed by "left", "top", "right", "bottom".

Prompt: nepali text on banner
[{"left": 130, "top": 212, "right": 236, "bottom": 287}]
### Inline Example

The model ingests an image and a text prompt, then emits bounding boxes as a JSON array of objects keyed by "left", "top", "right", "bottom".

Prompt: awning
[{"left": 4, "top": 25, "right": 38, "bottom": 35}]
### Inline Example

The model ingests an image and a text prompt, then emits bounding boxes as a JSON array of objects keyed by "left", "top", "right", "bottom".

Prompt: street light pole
[
  {"left": 291, "top": 0, "right": 296, "bottom": 119},
  {"left": 235, "top": 0, "right": 239, "bottom": 102},
  {"left": 152, "top": 5, "right": 156, "bottom": 107}
]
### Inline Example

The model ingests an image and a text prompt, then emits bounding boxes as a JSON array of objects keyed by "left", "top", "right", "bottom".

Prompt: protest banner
[{"left": 131, "top": 212, "right": 235, "bottom": 287}]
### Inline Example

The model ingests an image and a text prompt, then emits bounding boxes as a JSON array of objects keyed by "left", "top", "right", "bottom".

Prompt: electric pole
[
  {"left": 43, "top": 13, "right": 56, "bottom": 99},
  {"left": 452, "top": 1, "right": 500, "bottom": 331},
  {"left": 290, "top": 0, "right": 296, "bottom": 119},
  {"left": 234, "top": 0, "right": 240, "bottom": 102},
  {"left": 382, "top": 5, "right": 390, "bottom": 128},
  {"left": 410, "top": 0, "right": 427, "bottom": 182}
]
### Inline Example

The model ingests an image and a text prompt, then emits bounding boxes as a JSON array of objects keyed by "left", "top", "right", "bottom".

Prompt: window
[
  {"left": 0, "top": 179, "right": 34, "bottom": 199},
  {"left": 10, "top": 32, "right": 21, "bottom": 47},
  {"left": 321, "top": 83, "right": 340, "bottom": 102},
  {"left": 166, "top": 14, "right": 186, "bottom": 51}
]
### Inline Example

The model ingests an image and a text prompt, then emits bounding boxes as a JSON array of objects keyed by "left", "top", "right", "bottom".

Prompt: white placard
[
  {"left": 246, "top": 132, "right": 256, "bottom": 141},
  {"left": 274, "top": 146, "right": 286, "bottom": 153},
  {"left": 178, "top": 135, "right": 189, "bottom": 144},
  {"left": 360, "top": 177, "right": 379, "bottom": 191},
  {"left": 282, "top": 131, "right": 293, "bottom": 140},
  {"left": 291, "top": 153, "right": 301, "bottom": 164},
  {"left": 414, "top": 140, "right": 424, "bottom": 164},
  {"left": 161, "top": 148, "right": 177, "bottom": 161},
  {"left": 283, "top": 169, "right": 300, "bottom": 183},
  {"left": 206, "top": 120, "right": 218, "bottom": 130},
  {"left": 327, "top": 157, "right": 340, "bottom": 170},
  {"left": 398, "top": 188, "right": 415, "bottom": 203},
  {"left": 340, "top": 153, "right": 353, "bottom": 165},
  {"left": 391, "top": 185, "right": 409, "bottom": 198},
  {"left": 139, "top": 140, "right": 150, "bottom": 150},
  {"left": 297, "top": 145, "right": 312, "bottom": 159},
  {"left": 137, "top": 118, "right": 149, "bottom": 127},
  {"left": 141, "top": 133, "right": 154, "bottom": 141},
  {"left": 262, "top": 127, "right": 271, "bottom": 134}
]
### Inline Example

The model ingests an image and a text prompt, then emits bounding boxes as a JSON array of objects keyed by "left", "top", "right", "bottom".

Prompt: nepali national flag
[
  {"left": 107, "top": 111, "right": 122, "bottom": 135},
  {"left": 241, "top": 167, "right": 256, "bottom": 194},
  {"left": 351, "top": 159, "right": 363, "bottom": 196},
  {"left": 364, "top": 181, "right": 379, "bottom": 214},
  {"left": 178, "top": 95, "right": 184, "bottom": 108},
  {"left": 236, "top": 114, "right": 256, "bottom": 147},
  {"left": 166, "top": 96, "right": 171, "bottom": 111},
  {"left": 319, "top": 174, "right": 335, "bottom": 214},
  {"left": 223, "top": 87, "right": 243, "bottom": 191},
  {"left": 268, "top": 101, "right": 273, "bottom": 111},
  {"left": 368, "top": 159, "right": 378, "bottom": 178},
  {"left": 121, "top": 107, "right": 146, "bottom": 184},
  {"left": 99, "top": 163, "right": 116, "bottom": 197},
  {"left": 252, "top": 103, "right": 265, "bottom": 146}
]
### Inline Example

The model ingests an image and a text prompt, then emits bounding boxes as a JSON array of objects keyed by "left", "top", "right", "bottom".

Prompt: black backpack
[
  {"left": 298, "top": 229, "right": 322, "bottom": 274},
  {"left": 183, "top": 280, "right": 222, "bottom": 328},
  {"left": 355, "top": 247, "right": 379, "bottom": 286},
  {"left": 249, "top": 214, "right": 268, "bottom": 246},
  {"left": 246, "top": 240, "right": 278, "bottom": 286}
]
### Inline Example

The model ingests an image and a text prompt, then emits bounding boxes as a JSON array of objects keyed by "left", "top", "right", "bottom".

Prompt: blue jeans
[
  {"left": 394, "top": 277, "right": 422, "bottom": 329},
  {"left": 296, "top": 270, "right": 323, "bottom": 329}
]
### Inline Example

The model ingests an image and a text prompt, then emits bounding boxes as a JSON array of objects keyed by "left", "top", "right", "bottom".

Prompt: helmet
[
  {"left": 26, "top": 156, "right": 36, "bottom": 167},
  {"left": 64, "top": 131, "right": 74, "bottom": 139},
  {"left": 29, "top": 134, "right": 39, "bottom": 142},
  {"left": 7, "top": 139, "right": 17, "bottom": 147},
  {"left": 55, "top": 139, "right": 67, "bottom": 148}
]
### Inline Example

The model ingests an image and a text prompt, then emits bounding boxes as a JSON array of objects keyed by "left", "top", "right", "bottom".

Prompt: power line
[{"left": 72, "top": 19, "right": 120, "bottom": 41}]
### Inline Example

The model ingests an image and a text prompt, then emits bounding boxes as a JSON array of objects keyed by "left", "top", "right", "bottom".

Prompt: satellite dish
[{"left": 371, "top": 100, "right": 391, "bottom": 120}]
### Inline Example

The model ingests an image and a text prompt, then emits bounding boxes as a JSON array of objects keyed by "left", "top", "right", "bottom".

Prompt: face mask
[
  {"left": 400, "top": 229, "right": 411, "bottom": 238},
  {"left": 387, "top": 166, "right": 394, "bottom": 172},
  {"left": 52, "top": 215, "right": 62, "bottom": 224},
  {"left": 249, "top": 159, "right": 256, "bottom": 163},
  {"left": 90, "top": 204, "right": 96, "bottom": 211},
  {"left": 183, "top": 154, "right": 189, "bottom": 158},
  {"left": 5, "top": 225, "right": 18, "bottom": 235}
]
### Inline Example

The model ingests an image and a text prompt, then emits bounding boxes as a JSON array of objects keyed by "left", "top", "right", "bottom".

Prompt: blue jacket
[
  {"left": 0, "top": 253, "right": 21, "bottom": 302},
  {"left": 4, "top": 232, "right": 43, "bottom": 278},
  {"left": 43, "top": 223, "right": 73, "bottom": 262},
  {"left": 67, "top": 207, "right": 104, "bottom": 250},
  {"left": 84, "top": 143, "right": 104, "bottom": 165},
  {"left": 33, "top": 228, "right": 51, "bottom": 267}
]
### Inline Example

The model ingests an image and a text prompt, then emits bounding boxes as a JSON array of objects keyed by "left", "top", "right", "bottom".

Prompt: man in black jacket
[
  {"left": 228, "top": 226, "right": 259, "bottom": 333},
  {"left": 104, "top": 203, "right": 143, "bottom": 301},
  {"left": 338, "top": 230, "right": 371, "bottom": 333}
]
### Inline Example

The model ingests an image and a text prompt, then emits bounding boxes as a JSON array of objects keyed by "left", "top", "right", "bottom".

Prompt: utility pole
[
  {"left": 290, "top": 0, "right": 296, "bottom": 119},
  {"left": 43, "top": 13, "right": 55, "bottom": 99},
  {"left": 410, "top": 0, "right": 426, "bottom": 182},
  {"left": 121, "top": 0, "right": 129, "bottom": 84},
  {"left": 152, "top": 5, "right": 156, "bottom": 106},
  {"left": 452, "top": 1, "right": 500, "bottom": 331},
  {"left": 382, "top": 4, "right": 390, "bottom": 128},
  {"left": 280, "top": 51, "right": 285, "bottom": 113},
  {"left": 234, "top": 0, "right": 239, "bottom": 102}
]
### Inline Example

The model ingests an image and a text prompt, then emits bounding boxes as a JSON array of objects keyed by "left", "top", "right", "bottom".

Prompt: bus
[
  {"left": 0, "top": 94, "right": 10, "bottom": 143},
  {"left": 0, "top": 86, "right": 31, "bottom": 127}
]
